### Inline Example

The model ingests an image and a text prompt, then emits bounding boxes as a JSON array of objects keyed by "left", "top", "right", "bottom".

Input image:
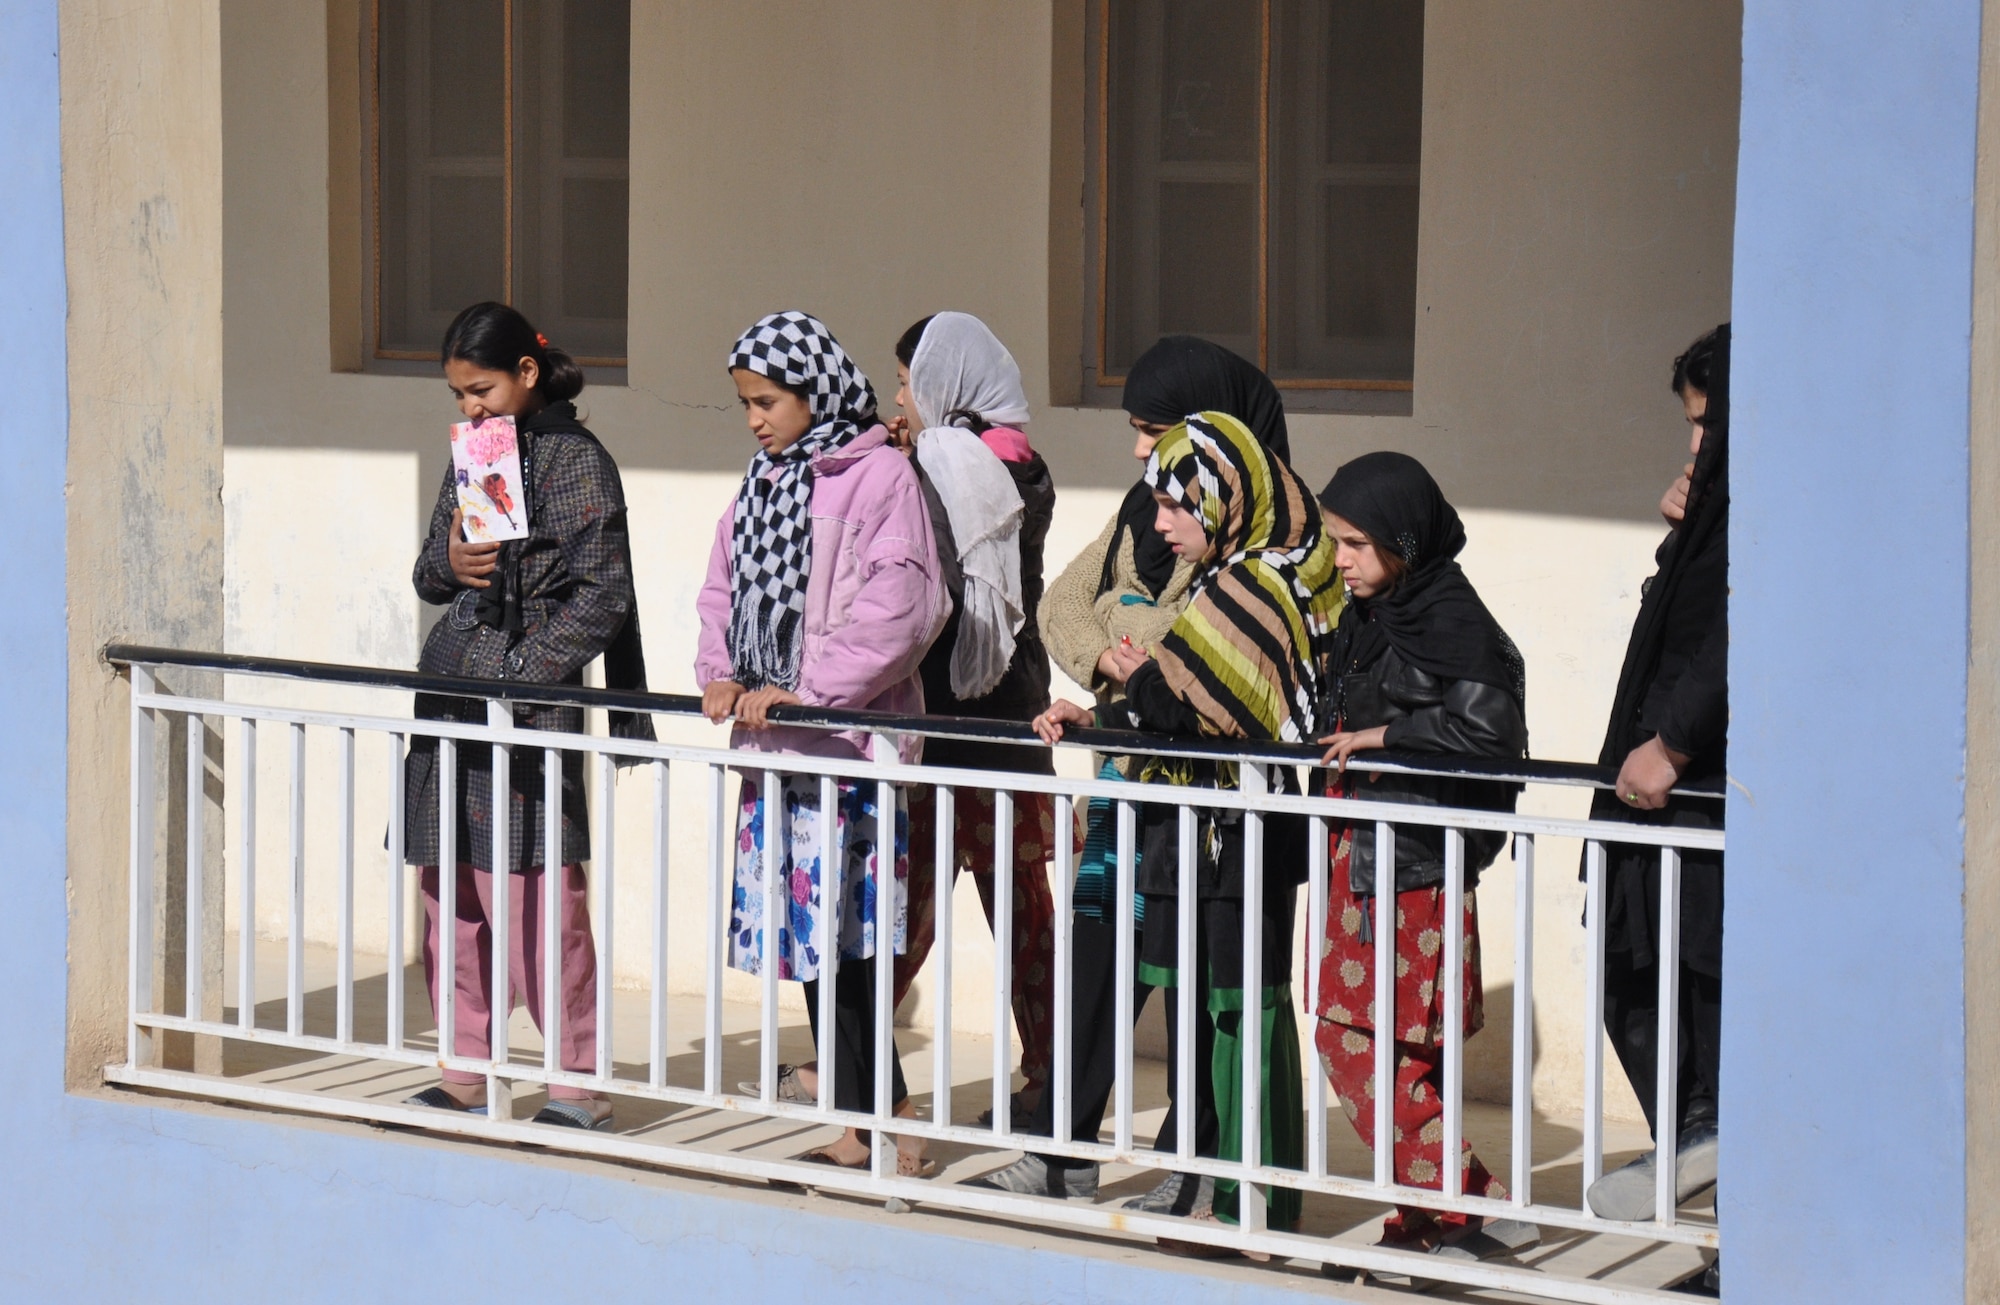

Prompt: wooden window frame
[
  {"left": 365, "top": 0, "right": 628, "bottom": 368},
  {"left": 1081, "top": 0, "right": 1417, "bottom": 409}
]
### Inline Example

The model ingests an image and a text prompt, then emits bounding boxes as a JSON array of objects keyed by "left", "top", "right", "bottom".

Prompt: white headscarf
[{"left": 909, "top": 312, "right": 1030, "bottom": 700}]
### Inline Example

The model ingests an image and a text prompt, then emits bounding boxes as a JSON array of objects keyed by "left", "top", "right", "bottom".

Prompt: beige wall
[{"left": 215, "top": 1, "right": 1737, "bottom": 1122}]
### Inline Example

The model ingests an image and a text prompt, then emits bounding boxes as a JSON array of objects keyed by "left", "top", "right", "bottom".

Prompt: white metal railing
[{"left": 106, "top": 647, "right": 1722, "bottom": 1302}]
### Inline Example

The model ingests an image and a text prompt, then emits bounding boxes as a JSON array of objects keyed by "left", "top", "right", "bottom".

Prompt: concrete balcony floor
[{"left": 138, "top": 935, "right": 1715, "bottom": 1301}]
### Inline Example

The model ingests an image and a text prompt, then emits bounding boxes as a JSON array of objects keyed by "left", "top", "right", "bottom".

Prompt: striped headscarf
[{"left": 1142, "top": 412, "right": 1343, "bottom": 746}]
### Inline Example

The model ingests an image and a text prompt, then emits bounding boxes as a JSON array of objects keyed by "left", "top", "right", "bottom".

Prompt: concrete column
[
  {"left": 1730, "top": 2, "right": 1979, "bottom": 1300},
  {"left": 1968, "top": 3, "right": 2000, "bottom": 1299},
  {"left": 60, "top": 0, "right": 226, "bottom": 1086}
]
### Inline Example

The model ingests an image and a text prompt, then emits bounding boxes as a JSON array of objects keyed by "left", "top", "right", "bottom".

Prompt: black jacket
[
  {"left": 912, "top": 450, "right": 1056, "bottom": 774},
  {"left": 1327, "top": 645, "right": 1527, "bottom": 895},
  {"left": 1590, "top": 513, "right": 1727, "bottom": 976}
]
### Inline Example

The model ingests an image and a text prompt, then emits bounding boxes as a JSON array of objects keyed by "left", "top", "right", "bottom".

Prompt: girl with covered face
[
  {"left": 1028, "top": 413, "right": 1341, "bottom": 1242},
  {"left": 695, "top": 311, "right": 949, "bottom": 1173},
  {"left": 1313, "top": 452, "right": 1539, "bottom": 1265}
]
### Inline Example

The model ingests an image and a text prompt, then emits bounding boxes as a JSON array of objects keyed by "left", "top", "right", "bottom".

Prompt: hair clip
[{"left": 536, "top": 332, "right": 550, "bottom": 349}]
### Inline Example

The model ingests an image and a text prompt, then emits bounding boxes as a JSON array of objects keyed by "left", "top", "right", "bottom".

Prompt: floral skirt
[{"left": 728, "top": 774, "right": 908, "bottom": 983}]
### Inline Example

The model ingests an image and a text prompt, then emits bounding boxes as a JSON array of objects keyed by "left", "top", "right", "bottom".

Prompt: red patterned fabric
[
  {"left": 1314, "top": 830, "right": 1505, "bottom": 1238},
  {"left": 898, "top": 787, "right": 1057, "bottom": 1094}
]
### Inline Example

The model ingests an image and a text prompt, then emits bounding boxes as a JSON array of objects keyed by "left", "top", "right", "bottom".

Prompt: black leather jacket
[{"left": 1329, "top": 646, "right": 1527, "bottom": 895}]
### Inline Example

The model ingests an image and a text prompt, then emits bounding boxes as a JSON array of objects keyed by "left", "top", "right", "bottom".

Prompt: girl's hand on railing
[
  {"left": 1032, "top": 699, "right": 1093, "bottom": 744},
  {"left": 701, "top": 680, "right": 745, "bottom": 724},
  {"left": 1613, "top": 735, "right": 1687, "bottom": 810},
  {"left": 448, "top": 509, "right": 502, "bottom": 589},
  {"left": 735, "top": 686, "right": 801, "bottom": 728},
  {"left": 1319, "top": 725, "right": 1389, "bottom": 773}
]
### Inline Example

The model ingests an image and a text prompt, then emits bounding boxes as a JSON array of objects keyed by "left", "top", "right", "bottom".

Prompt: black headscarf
[
  {"left": 1597, "top": 323, "right": 1730, "bottom": 769},
  {"left": 1104, "top": 336, "right": 1291, "bottom": 599},
  {"left": 1318, "top": 451, "right": 1525, "bottom": 706}
]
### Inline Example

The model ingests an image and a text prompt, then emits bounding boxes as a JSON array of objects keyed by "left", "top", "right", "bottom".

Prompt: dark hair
[
  {"left": 1671, "top": 325, "right": 1725, "bottom": 398},
  {"left": 441, "top": 301, "right": 585, "bottom": 404},
  {"left": 893, "top": 315, "right": 935, "bottom": 367},
  {"left": 890, "top": 313, "right": 989, "bottom": 431}
]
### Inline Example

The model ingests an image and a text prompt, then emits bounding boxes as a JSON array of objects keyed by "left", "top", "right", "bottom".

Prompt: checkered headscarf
[{"left": 724, "top": 311, "right": 879, "bottom": 690}]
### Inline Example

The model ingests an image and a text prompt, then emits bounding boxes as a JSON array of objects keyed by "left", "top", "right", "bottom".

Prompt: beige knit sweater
[{"left": 1038, "top": 511, "right": 1197, "bottom": 707}]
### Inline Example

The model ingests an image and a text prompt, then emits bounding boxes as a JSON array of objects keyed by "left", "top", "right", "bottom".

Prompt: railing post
[
  {"left": 486, "top": 700, "right": 513, "bottom": 1120},
  {"left": 1372, "top": 820, "right": 1396, "bottom": 1190},
  {"left": 1442, "top": 827, "right": 1465, "bottom": 1200},
  {"left": 1238, "top": 764, "right": 1268, "bottom": 1232},
  {"left": 1511, "top": 832, "right": 1536, "bottom": 1207},
  {"left": 927, "top": 784, "right": 951, "bottom": 1127},
  {"left": 869, "top": 731, "right": 897, "bottom": 1179},
  {"left": 1654, "top": 845, "right": 1683, "bottom": 1227},
  {"left": 991, "top": 787, "right": 1015, "bottom": 1136},
  {"left": 649, "top": 759, "right": 670, "bottom": 1088},
  {"left": 1582, "top": 838, "right": 1607, "bottom": 1207},
  {"left": 127, "top": 666, "right": 158, "bottom": 1070},
  {"left": 1051, "top": 792, "right": 1073, "bottom": 1146}
]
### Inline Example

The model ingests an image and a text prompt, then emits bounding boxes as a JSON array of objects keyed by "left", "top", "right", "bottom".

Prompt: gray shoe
[
  {"left": 1120, "top": 1170, "right": 1213, "bottom": 1218},
  {"left": 1432, "top": 1217, "right": 1541, "bottom": 1262},
  {"left": 1587, "top": 1126, "right": 1719, "bottom": 1221},
  {"left": 964, "top": 1154, "right": 1099, "bottom": 1199}
]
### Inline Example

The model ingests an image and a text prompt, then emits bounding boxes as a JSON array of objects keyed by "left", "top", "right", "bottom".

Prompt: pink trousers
[{"left": 420, "top": 862, "right": 600, "bottom": 1101}]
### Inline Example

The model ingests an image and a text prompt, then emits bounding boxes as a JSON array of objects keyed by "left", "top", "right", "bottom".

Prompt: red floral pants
[
  {"left": 898, "top": 787, "right": 1057, "bottom": 1094},
  {"left": 1314, "top": 830, "right": 1505, "bottom": 1238}
]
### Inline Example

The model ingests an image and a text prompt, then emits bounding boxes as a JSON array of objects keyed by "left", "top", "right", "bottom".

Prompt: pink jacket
[{"left": 696, "top": 425, "right": 949, "bottom": 763}]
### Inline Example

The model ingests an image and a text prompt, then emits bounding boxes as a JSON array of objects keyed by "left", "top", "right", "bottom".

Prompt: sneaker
[
  {"left": 1587, "top": 1124, "right": 1719, "bottom": 1221},
  {"left": 1121, "top": 1171, "right": 1213, "bottom": 1218},
  {"left": 964, "top": 1153, "right": 1099, "bottom": 1199},
  {"left": 1431, "top": 1217, "right": 1541, "bottom": 1262}
]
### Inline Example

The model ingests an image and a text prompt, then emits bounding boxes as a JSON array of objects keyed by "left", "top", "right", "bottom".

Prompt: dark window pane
[
  {"left": 428, "top": 175, "right": 506, "bottom": 311},
  {"left": 561, "top": 177, "right": 629, "bottom": 320},
  {"left": 1319, "top": 183, "right": 1419, "bottom": 372},
  {"left": 378, "top": 0, "right": 506, "bottom": 354},
  {"left": 1266, "top": 0, "right": 1423, "bottom": 382},
  {"left": 1158, "top": 1, "right": 1258, "bottom": 164},
  {"left": 564, "top": 0, "right": 630, "bottom": 158},
  {"left": 428, "top": 0, "right": 506, "bottom": 156},
  {"left": 1104, "top": 0, "right": 1260, "bottom": 371},
  {"left": 1322, "top": 1, "right": 1423, "bottom": 166},
  {"left": 1157, "top": 182, "right": 1256, "bottom": 336}
]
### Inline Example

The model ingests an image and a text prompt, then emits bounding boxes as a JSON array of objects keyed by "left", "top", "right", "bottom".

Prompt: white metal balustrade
[{"left": 105, "top": 646, "right": 1723, "bottom": 1302}]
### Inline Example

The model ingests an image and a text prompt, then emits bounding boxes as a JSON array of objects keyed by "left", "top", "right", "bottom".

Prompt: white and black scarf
[{"left": 725, "top": 311, "right": 878, "bottom": 690}]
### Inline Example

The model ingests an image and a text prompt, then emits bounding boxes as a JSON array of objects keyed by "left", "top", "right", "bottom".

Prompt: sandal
[
  {"left": 738, "top": 1064, "right": 813, "bottom": 1103},
  {"left": 404, "top": 1085, "right": 488, "bottom": 1116},
  {"left": 532, "top": 1099, "right": 614, "bottom": 1131}
]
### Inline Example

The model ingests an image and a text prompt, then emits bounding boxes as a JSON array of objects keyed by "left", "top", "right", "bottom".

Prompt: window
[
  {"left": 372, "top": 0, "right": 630, "bottom": 363},
  {"left": 1086, "top": 0, "right": 1423, "bottom": 402}
]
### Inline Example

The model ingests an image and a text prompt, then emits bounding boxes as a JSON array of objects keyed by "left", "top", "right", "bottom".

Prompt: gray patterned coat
[{"left": 403, "top": 402, "right": 653, "bottom": 872}]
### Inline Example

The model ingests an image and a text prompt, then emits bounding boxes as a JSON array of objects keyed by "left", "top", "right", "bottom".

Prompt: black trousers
[
  {"left": 1025, "top": 917, "right": 1218, "bottom": 1168},
  {"left": 1603, "top": 949, "right": 1721, "bottom": 1140},
  {"left": 803, "top": 962, "right": 909, "bottom": 1115}
]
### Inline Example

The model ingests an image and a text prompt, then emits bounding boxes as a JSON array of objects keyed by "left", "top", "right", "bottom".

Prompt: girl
[
  {"left": 1032, "top": 413, "right": 1341, "bottom": 1243},
  {"left": 981, "top": 337, "right": 1290, "bottom": 1211},
  {"left": 696, "top": 311, "right": 947, "bottom": 1172},
  {"left": 890, "top": 312, "right": 1060, "bottom": 1118},
  {"left": 1312, "top": 451, "right": 1538, "bottom": 1262},
  {"left": 403, "top": 301, "right": 650, "bottom": 1131}
]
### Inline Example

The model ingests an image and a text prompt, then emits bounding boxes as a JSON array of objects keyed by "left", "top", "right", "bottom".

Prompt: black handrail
[{"left": 102, "top": 643, "right": 1724, "bottom": 799}]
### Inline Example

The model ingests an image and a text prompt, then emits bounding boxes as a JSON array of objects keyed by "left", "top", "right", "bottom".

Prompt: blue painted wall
[
  {"left": 0, "top": 19, "right": 1363, "bottom": 1305},
  {"left": 1727, "top": 3, "right": 1979, "bottom": 1301}
]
